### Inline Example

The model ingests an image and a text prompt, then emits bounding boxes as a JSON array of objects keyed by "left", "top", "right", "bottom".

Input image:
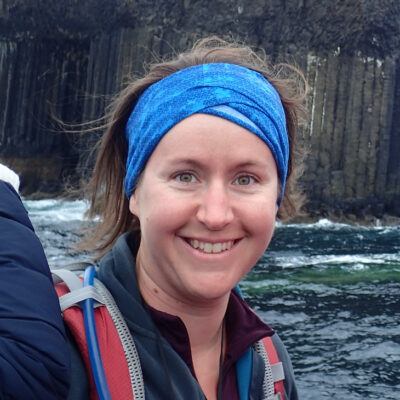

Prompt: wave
[
  {"left": 277, "top": 218, "right": 400, "bottom": 232},
  {"left": 23, "top": 199, "right": 89, "bottom": 222},
  {"left": 263, "top": 252, "right": 400, "bottom": 269}
]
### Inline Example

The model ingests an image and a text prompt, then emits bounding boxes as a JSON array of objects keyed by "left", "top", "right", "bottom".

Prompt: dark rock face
[
  {"left": 0, "top": 36, "right": 88, "bottom": 194},
  {"left": 0, "top": 0, "right": 399, "bottom": 217}
]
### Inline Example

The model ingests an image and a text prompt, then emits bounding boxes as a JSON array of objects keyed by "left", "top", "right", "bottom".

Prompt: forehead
[{"left": 146, "top": 113, "right": 277, "bottom": 169}]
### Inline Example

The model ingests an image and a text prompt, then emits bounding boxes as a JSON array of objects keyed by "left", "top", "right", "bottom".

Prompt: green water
[{"left": 243, "top": 220, "right": 400, "bottom": 399}]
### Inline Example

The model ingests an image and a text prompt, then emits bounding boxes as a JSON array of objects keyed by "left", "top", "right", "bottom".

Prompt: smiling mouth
[{"left": 186, "top": 239, "right": 238, "bottom": 254}]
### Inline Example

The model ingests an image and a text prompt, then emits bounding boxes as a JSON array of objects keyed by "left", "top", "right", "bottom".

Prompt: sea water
[{"left": 24, "top": 199, "right": 400, "bottom": 400}]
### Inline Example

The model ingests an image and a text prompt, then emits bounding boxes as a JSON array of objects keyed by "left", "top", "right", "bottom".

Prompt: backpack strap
[
  {"left": 234, "top": 285, "right": 285, "bottom": 400},
  {"left": 94, "top": 278, "right": 145, "bottom": 399},
  {"left": 236, "top": 336, "right": 285, "bottom": 400},
  {"left": 54, "top": 268, "right": 145, "bottom": 400},
  {"left": 52, "top": 269, "right": 104, "bottom": 311},
  {"left": 254, "top": 337, "right": 285, "bottom": 400}
]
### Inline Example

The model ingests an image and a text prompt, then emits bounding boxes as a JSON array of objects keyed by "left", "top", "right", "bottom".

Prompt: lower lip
[{"left": 178, "top": 237, "right": 241, "bottom": 259}]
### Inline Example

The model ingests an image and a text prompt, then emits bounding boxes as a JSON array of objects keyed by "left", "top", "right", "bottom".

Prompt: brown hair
[{"left": 79, "top": 36, "right": 308, "bottom": 258}]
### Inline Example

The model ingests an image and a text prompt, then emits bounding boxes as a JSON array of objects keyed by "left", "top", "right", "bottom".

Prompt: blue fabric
[
  {"left": 125, "top": 63, "right": 289, "bottom": 204},
  {"left": 236, "top": 348, "right": 253, "bottom": 400},
  {"left": 234, "top": 284, "right": 252, "bottom": 400},
  {"left": 0, "top": 181, "right": 70, "bottom": 399}
]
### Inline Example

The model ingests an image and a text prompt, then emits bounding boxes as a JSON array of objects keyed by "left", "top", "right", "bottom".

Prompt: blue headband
[{"left": 125, "top": 63, "right": 289, "bottom": 204}]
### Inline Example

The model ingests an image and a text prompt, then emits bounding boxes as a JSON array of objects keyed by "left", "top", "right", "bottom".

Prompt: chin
[{"left": 186, "top": 281, "right": 235, "bottom": 302}]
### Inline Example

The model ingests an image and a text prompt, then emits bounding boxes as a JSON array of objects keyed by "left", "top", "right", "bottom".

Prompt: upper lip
[{"left": 182, "top": 236, "right": 241, "bottom": 244}]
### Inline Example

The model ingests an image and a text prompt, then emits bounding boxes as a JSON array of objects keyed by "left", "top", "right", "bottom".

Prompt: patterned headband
[{"left": 125, "top": 63, "right": 288, "bottom": 204}]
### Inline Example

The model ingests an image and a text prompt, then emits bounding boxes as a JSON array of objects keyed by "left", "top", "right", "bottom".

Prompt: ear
[{"left": 129, "top": 192, "right": 140, "bottom": 218}]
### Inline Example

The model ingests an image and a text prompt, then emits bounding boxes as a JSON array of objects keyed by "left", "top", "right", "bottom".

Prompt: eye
[
  {"left": 175, "top": 172, "right": 197, "bottom": 183},
  {"left": 235, "top": 175, "right": 255, "bottom": 185}
]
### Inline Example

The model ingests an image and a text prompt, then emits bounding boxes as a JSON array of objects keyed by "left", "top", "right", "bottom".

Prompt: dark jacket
[
  {"left": 0, "top": 181, "right": 70, "bottom": 400},
  {"left": 68, "top": 232, "right": 298, "bottom": 399}
]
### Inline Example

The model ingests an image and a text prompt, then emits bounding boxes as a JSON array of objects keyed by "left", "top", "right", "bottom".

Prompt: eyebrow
[
  {"left": 165, "top": 158, "right": 205, "bottom": 168},
  {"left": 166, "top": 157, "right": 270, "bottom": 170}
]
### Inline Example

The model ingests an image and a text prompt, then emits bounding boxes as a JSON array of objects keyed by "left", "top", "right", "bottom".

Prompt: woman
[{"left": 66, "top": 37, "right": 306, "bottom": 400}]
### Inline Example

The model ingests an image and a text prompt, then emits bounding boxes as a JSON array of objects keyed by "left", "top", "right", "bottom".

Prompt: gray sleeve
[{"left": 271, "top": 333, "right": 299, "bottom": 400}]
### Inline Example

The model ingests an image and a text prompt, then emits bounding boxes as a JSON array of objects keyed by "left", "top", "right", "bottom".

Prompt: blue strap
[
  {"left": 236, "top": 348, "right": 253, "bottom": 400},
  {"left": 83, "top": 266, "right": 111, "bottom": 400},
  {"left": 234, "top": 285, "right": 252, "bottom": 400},
  {"left": 234, "top": 284, "right": 244, "bottom": 297}
]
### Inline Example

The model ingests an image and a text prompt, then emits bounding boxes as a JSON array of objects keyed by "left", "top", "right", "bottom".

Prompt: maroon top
[{"left": 148, "top": 290, "right": 274, "bottom": 399}]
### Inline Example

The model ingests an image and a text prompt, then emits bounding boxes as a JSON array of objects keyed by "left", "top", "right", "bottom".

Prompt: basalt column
[
  {"left": 301, "top": 52, "right": 398, "bottom": 217},
  {"left": 0, "top": 38, "right": 88, "bottom": 194}
]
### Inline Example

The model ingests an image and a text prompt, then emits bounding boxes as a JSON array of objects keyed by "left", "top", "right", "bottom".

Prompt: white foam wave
[
  {"left": 276, "top": 218, "right": 350, "bottom": 229},
  {"left": 270, "top": 252, "right": 399, "bottom": 269},
  {"left": 277, "top": 218, "right": 400, "bottom": 236},
  {"left": 23, "top": 199, "right": 89, "bottom": 222}
]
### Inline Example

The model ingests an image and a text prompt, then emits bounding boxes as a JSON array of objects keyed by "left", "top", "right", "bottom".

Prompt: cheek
[
  {"left": 246, "top": 200, "right": 277, "bottom": 239},
  {"left": 129, "top": 185, "right": 166, "bottom": 220},
  {"left": 134, "top": 190, "right": 189, "bottom": 236}
]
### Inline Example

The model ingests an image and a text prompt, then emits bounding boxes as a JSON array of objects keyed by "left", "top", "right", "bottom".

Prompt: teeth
[
  {"left": 204, "top": 243, "right": 213, "bottom": 253},
  {"left": 212, "top": 243, "right": 222, "bottom": 253},
  {"left": 188, "top": 239, "right": 235, "bottom": 254}
]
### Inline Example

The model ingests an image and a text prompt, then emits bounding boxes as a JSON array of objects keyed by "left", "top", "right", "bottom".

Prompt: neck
[
  {"left": 136, "top": 260, "right": 228, "bottom": 399},
  {"left": 137, "top": 261, "right": 229, "bottom": 347}
]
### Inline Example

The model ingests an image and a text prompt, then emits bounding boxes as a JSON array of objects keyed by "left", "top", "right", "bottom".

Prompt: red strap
[
  {"left": 262, "top": 336, "right": 285, "bottom": 400},
  {"left": 56, "top": 283, "right": 134, "bottom": 400}
]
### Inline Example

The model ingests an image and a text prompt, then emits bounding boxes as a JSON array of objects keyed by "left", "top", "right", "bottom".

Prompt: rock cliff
[{"left": 0, "top": 0, "right": 399, "bottom": 218}]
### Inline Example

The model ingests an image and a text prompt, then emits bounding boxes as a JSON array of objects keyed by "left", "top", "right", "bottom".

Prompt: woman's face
[{"left": 129, "top": 114, "right": 279, "bottom": 304}]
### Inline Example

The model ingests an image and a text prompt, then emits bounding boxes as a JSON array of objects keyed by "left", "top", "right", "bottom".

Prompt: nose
[{"left": 196, "top": 182, "right": 234, "bottom": 230}]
